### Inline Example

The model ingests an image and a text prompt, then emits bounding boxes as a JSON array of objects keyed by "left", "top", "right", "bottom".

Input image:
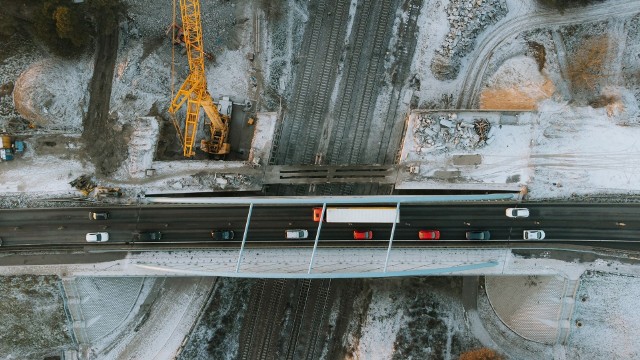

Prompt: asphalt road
[{"left": 1, "top": 203, "right": 639, "bottom": 248}]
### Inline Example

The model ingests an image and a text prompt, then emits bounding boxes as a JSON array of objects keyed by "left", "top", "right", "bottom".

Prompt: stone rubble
[
  {"left": 165, "top": 173, "right": 253, "bottom": 191},
  {"left": 412, "top": 113, "right": 493, "bottom": 154},
  {"left": 431, "top": 0, "right": 508, "bottom": 80}
]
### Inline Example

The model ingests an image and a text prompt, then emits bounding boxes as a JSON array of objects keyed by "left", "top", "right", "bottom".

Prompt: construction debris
[
  {"left": 473, "top": 118, "right": 491, "bottom": 142},
  {"left": 413, "top": 113, "right": 494, "bottom": 153},
  {"left": 0, "top": 133, "right": 25, "bottom": 161},
  {"left": 69, "top": 175, "right": 96, "bottom": 196}
]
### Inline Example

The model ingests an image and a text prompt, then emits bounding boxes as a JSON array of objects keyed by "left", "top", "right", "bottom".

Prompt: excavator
[{"left": 168, "top": 0, "right": 231, "bottom": 157}]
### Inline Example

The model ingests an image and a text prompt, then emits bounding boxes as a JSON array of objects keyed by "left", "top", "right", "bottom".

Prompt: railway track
[
  {"left": 374, "top": 0, "right": 422, "bottom": 165},
  {"left": 257, "top": 279, "right": 286, "bottom": 360},
  {"left": 325, "top": 0, "right": 376, "bottom": 168},
  {"left": 238, "top": 279, "right": 266, "bottom": 360},
  {"left": 285, "top": 279, "right": 312, "bottom": 360},
  {"left": 274, "top": 0, "right": 349, "bottom": 169},
  {"left": 283, "top": 279, "right": 333, "bottom": 360},
  {"left": 319, "top": 0, "right": 396, "bottom": 196},
  {"left": 345, "top": 0, "right": 394, "bottom": 166},
  {"left": 297, "top": 0, "right": 348, "bottom": 165},
  {"left": 326, "top": 0, "right": 394, "bottom": 167},
  {"left": 304, "top": 279, "right": 332, "bottom": 360},
  {"left": 269, "top": 0, "right": 328, "bottom": 166},
  {"left": 239, "top": 279, "right": 287, "bottom": 360}
]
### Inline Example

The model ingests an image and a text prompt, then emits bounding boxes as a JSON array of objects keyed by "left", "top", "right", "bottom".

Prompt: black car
[
  {"left": 89, "top": 211, "right": 110, "bottom": 220},
  {"left": 133, "top": 231, "right": 163, "bottom": 241},
  {"left": 466, "top": 230, "right": 491, "bottom": 240},
  {"left": 211, "top": 230, "right": 235, "bottom": 241}
]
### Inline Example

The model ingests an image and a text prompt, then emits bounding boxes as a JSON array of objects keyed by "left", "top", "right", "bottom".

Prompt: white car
[
  {"left": 86, "top": 232, "right": 109, "bottom": 242},
  {"left": 285, "top": 229, "right": 309, "bottom": 239},
  {"left": 506, "top": 208, "right": 529, "bottom": 218},
  {"left": 523, "top": 230, "right": 545, "bottom": 240}
]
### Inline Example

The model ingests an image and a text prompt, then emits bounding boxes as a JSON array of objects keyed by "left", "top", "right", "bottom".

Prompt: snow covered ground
[
  {"left": 567, "top": 272, "right": 640, "bottom": 359},
  {"left": 398, "top": 96, "right": 640, "bottom": 199}
]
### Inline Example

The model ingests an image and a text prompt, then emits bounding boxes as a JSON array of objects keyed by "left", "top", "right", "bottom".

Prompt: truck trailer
[{"left": 313, "top": 207, "right": 400, "bottom": 223}]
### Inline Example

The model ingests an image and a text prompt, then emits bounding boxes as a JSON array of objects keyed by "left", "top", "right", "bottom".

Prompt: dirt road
[{"left": 83, "top": 12, "right": 130, "bottom": 176}]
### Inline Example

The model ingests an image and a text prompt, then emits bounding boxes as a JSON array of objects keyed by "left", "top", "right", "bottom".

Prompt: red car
[
  {"left": 353, "top": 230, "right": 373, "bottom": 240},
  {"left": 418, "top": 230, "right": 440, "bottom": 240}
]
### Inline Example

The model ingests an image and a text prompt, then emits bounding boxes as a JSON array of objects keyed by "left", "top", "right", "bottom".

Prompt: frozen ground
[
  {"left": 354, "top": 278, "right": 482, "bottom": 359},
  {"left": 0, "top": 275, "right": 74, "bottom": 359},
  {"left": 178, "top": 278, "right": 252, "bottom": 360},
  {"left": 399, "top": 47, "right": 640, "bottom": 198},
  {"left": 567, "top": 272, "right": 640, "bottom": 359}
]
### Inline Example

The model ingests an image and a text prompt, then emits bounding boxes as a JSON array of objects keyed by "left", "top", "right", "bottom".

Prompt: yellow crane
[{"left": 168, "top": 0, "right": 231, "bottom": 157}]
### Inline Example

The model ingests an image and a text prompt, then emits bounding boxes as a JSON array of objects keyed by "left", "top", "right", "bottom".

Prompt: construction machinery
[
  {"left": 168, "top": 0, "right": 231, "bottom": 157},
  {"left": 166, "top": 23, "right": 214, "bottom": 61},
  {"left": 0, "top": 133, "right": 25, "bottom": 161}
]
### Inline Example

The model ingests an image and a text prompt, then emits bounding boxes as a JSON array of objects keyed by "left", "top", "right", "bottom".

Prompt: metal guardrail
[{"left": 145, "top": 193, "right": 520, "bottom": 205}]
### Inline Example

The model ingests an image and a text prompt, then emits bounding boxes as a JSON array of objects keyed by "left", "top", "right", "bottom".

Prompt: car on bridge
[
  {"left": 86, "top": 232, "right": 109, "bottom": 242},
  {"left": 353, "top": 230, "right": 373, "bottom": 240},
  {"left": 523, "top": 230, "right": 545, "bottom": 240},
  {"left": 211, "top": 230, "right": 235, "bottom": 241},
  {"left": 418, "top": 230, "right": 440, "bottom": 240},
  {"left": 505, "top": 208, "right": 529, "bottom": 218},
  {"left": 89, "top": 211, "right": 110, "bottom": 220},
  {"left": 133, "top": 231, "right": 162, "bottom": 241},
  {"left": 466, "top": 230, "right": 490, "bottom": 240},
  {"left": 285, "top": 229, "right": 308, "bottom": 239}
]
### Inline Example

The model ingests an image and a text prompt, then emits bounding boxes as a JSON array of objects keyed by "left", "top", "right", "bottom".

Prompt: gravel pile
[{"left": 431, "top": 0, "right": 508, "bottom": 80}]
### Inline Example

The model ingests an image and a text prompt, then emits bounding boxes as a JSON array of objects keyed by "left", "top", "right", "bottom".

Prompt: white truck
[{"left": 313, "top": 207, "right": 400, "bottom": 223}]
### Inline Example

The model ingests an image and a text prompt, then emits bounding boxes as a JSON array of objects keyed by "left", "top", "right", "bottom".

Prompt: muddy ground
[{"left": 83, "top": 10, "right": 131, "bottom": 176}]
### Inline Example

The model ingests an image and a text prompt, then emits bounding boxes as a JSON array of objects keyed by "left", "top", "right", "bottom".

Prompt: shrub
[{"left": 459, "top": 348, "right": 504, "bottom": 360}]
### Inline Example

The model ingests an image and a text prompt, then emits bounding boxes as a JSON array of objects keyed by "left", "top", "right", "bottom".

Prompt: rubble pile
[
  {"left": 413, "top": 113, "right": 494, "bottom": 153},
  {"left": 431, "top": 0, "right": 508, "bottom": 80},
  {"left": 167, "top": 173, "right": 252, "bottom": 191}
]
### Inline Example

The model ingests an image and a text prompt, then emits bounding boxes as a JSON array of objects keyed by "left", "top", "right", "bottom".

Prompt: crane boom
[{"left": 168, "top": 0, "right": 230, "bottom": 157}]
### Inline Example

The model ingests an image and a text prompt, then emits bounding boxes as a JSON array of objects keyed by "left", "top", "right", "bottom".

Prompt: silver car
[{"left": 523, "top": 230, "right": 545, "bottom": 240}]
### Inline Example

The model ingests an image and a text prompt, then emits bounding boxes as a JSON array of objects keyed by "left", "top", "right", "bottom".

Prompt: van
[{"left": 285, "top": 229, "right": 309, "bottom": 239}]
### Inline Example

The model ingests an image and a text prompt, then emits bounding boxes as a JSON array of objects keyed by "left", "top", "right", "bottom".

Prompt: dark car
[
  {"left": 133, "top": 231, "right": 163, "bottom": 241},
  {"left": 466, "top": 230, "right": 491, "bottom": 240},
  {"left": 211, "top": 230, "right": 235, "bottom": 241},
  {"left": 89, "top": 211, "right": 110, "bottom": 220}
]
